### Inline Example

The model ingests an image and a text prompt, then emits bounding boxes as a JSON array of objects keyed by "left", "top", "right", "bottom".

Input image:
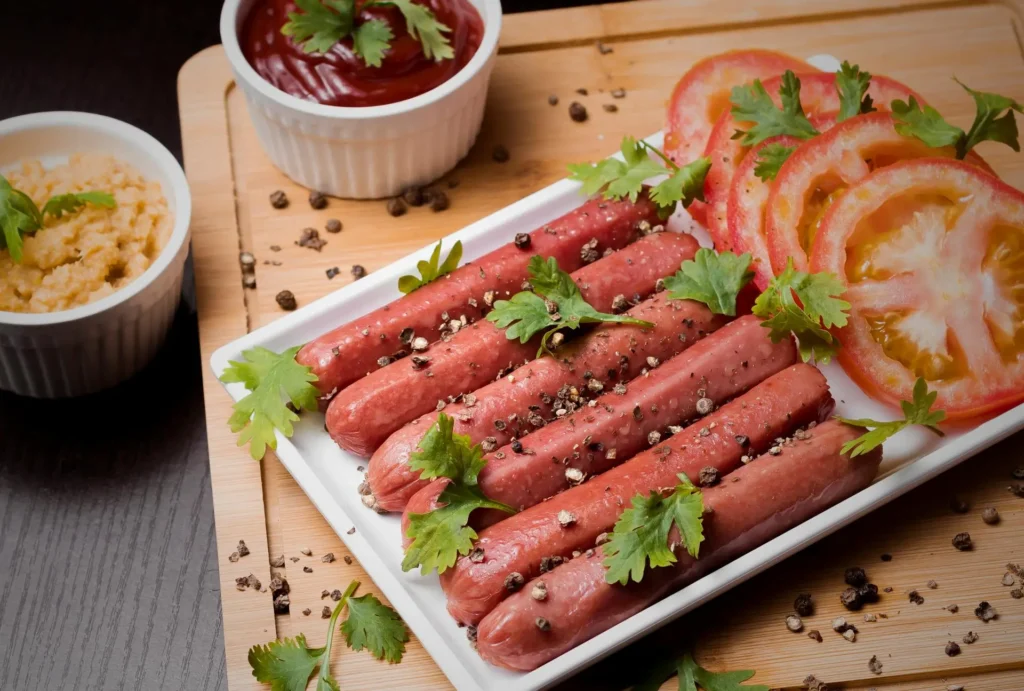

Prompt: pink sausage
[
  {"left": 440, "top": 363, "right": 834, "bottom": 626},
  {"left": 370, "top": 290, "right": 729, "bottom": 512},
  {"left": 476, "top": 419, "right": 882, "bottom": 671},
  {"left": 298, "top": 194, "right": 662, "bottom": 400},
  {"left": 402, "top": 315, "right": 797, "bottom": 537},
  {"left": 328, "top": 232, "right": 700, "bottom": 457}
]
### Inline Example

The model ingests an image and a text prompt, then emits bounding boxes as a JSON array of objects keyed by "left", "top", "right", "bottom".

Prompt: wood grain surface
[{"left": 178, "top": 0, "right": 1024, "bottom": 689}]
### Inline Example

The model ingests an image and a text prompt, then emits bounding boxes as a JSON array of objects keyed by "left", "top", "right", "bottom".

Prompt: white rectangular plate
[{"left": 211, "top": 56, "right": 1024, "bottom": 691}]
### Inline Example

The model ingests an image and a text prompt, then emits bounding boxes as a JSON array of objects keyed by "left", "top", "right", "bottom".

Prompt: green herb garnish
[
  {"left": 892, "top": 80, "right": 1022, "bottom": 159},
  {"left": 751, "top": 258, "right": 850, "bottom": 364},
  {"left": 248, "top": 580, "right": 407, "bottom": 690},
  {"left": 568, "top": 136, "right": 711, "bottom": 219},
  {"left": 220, "top": 346, "right": 319, "bottom": 461},
  {"left": 663, "top": 249, "right": 753, "bottom": 316},
  {"left": 634, "top": 651, "right": 768, "bottom": 691},
  {"left": 403, "top": 414, "right": 515, "bottom": 574},
  {"left": 752, "top": 142, "right": 797, "bottom": 182},
  {"left": 835, "top": 61, "right": 876, "bottom": 122},
  {"left": 486, "top": 255, "right": 654, "bottom": 356},
  {"left": 603, "top": 473, "right": 705, "bottom": 585},
  {"left": 0, "top": 175, "right": 116, "bottom": 263},
  {"left": 282, "top": 0, "right": 452, "bottom": 67},
  {"left": 398, "top": 239, "right": 462, "bottom": 294},
  {"left": 730, "top": 71, "right": 820, "bottom": 147},
  {"left": 837, "top": 377, "right": 946, "bottom": 457}
]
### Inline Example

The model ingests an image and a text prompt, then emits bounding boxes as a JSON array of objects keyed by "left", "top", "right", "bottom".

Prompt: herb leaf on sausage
[
  {"left": 835, "top": 61, "right": 876, "bottom": 122},
  {"left": 220, "top": 346, "right": 320, "bottom": 461},
  {"left": 603, "top": 473, "right": 705, "bottom": 585},
  {"left": 663, "top": 248, "right": 753, "bottom": 316},
  {"left": 567, "top": 136, "right": 711, "bottom": 218},
  {"left": 403, "top": 414, "right": 516, "bottom": 575},
  {"left": 751, "top": 258, "right": 850, "bottom": 364},
  {"left": 730, "top": 71, "right": 820, "bottom": 147},
  {"left": 397, "top": 239, "right": 463, "bottom": 294},
  {"left": 248, "top": 580, "right": 407, "bottom": 690},
  {"left": 837, "top": 377, "right": 946, "bottom": 457},
  {"left": 487, "top": 255, "right": 655, "bottom": 356},
  {"left": 892, "top": 82, "right": 1022, "bottom": 159}
]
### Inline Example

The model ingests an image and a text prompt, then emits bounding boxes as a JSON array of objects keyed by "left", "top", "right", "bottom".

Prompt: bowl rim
[
  {"left": 220, "top": 0, "right": 503, "bottom": 120},
  {"left": 0, "top": 111, "right": 192, "bottom": 327}
]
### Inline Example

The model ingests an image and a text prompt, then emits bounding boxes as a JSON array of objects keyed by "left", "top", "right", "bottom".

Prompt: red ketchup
[{"left": 242, "top": 0, "right": 484, "bottom": 107}]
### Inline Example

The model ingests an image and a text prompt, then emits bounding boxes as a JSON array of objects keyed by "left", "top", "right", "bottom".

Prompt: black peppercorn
[
  {"left": 492, "top": 145, "right": 510, "bottom": 163},
  {"left": 569, "top": 102, "right": 588, "bottom": 122},
  {"left": 308, "top": 190, "right": 328, "bottom": 209},
  {"left": 840, "top": 587, "right": 864, "bottom": 611},
  {"left": 269, "top": 190, "right": 288, "bottom": 209},
  {"left": 952, "top": 532, "right": 973, "bottom": 551},
  {"left": 844, "top": 566, "right": 867, "bottom": 587},
  {"left": 386, "top": 197, "right": 407, "bottom": 217},
  {"left": 275, "top": 290, "right": 297, "bottom": 311},
  {"left": 794, "top": 593, "right": 814, "bottom": 617}
]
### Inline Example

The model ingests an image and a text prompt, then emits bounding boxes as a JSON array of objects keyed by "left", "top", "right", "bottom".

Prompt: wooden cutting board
[{"left": 177, "top": 1, "right": 1024, "bottom": 688}]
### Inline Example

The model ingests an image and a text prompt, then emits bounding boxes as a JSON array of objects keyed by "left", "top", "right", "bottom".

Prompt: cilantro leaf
[
  {"left": 220, "top": 346, "right": 319, "bottom": 461},
  {"left": 408, "top": 412, "right": 486, "bottom": 484},
  {"left": 342, "top": 592, "right": 409, "bottom": 663},
  {"left": 249, "top": 634, "right": 325, "bottom": 691},
  {"left": 281, "top": 0, "right": 355, "bottom": 55},
  {"left": 835, "top": 61, "right": 876, "bottom": 122},
  {"left": 352, "top": 18, "right": 393, "bottom": 67},
  {"left": 568, "top": 136, "right": 711, "bottom": 218},
  {"left": 403, "top": 482, "right": 513, "bottom": 574},
  {"left": 730, "top": 71, "right": 820, "bottom": 147},
  {"left": 633, "top": 651, "right": 767, "bottom": 691},
  {"left": 891, "top": 96, "right": 963, "bottom": 149},
  {"left": 751, "top": 258, "right": 850, "bottom": 364},
  {"left": 753, "top": 143, "right": 796, "bottom": 182},
  {"left": 378, "top": 0, "right": 454, "bottom": 62},
  {"left": 0, "top": 175, "right": 44, "bottom": 263},
  {"left": 955, "top": 78, "right": 1023, "bottom": 157},
  {"left": 42, "top": 191, "right": 116, "bottom": 219},
  {"left": 603, "top": 473, "right": 704, "bottom": 585},
  {"left": 398, "top": 239, "right": 462, "bottom": 294},
  {"left": 663, "top": 249, "right": 753, "bottom": 316},
  {"left": 486, "top": 255, "right": 654, "bottom": 357},
  {"left": 837, "top": 377, "right": 946, "bottom": 457}
]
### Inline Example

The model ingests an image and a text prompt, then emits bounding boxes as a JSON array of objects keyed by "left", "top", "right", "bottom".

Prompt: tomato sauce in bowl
[{"left": 241, "top": 0, "right": 484, "bottom": 108}]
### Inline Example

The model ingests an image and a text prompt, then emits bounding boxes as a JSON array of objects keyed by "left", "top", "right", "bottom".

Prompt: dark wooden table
[{"left": 0, "top": 1, "right": 608, "bottom": 689}]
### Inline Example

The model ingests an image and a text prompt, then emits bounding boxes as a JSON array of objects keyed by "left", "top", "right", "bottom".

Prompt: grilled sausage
[
  {"left": 327, "top": 232, "right": 700, "bottom": 457},
  {"left": 440, "top": 363, "right": 834, "bottom": 625},
  {"left": 369, "top": 291, "right": 729, "bottom": 512},
  {"left": 476, "top": 419, "right": 882, "bottom": 671},
  {"left": 402, "top": 315, "right": 797, "bottom": 537},
  {"left": 298, "top": 194, "right": 661, "bottom": 400}
]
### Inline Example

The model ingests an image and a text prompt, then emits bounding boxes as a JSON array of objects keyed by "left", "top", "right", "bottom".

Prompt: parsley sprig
[
  {"left": 220, "top": 346, "right": 319, "bottom": 461},
  {"left": 663, "top": 249, "right": 753, "bottom": 316},
  {"left": 398, "top": 239, "right": 462, "bottom": 294},
  {"left": 403, "top": 414, "right": 516, "bottom": 575},
  {"left": 248, "top": 580, "right": 407, "bottom": 690},
  {"left": 751, "top": 258, "right": 850, "bottom": 364},
  {"left": 752, "top": 142, "right": 797, "bottom": 183},
  {"left": 282, "top": 0, "right": 453, "bottom": 67},
  {"left": 0, "top": 175, "right": 116, "bottom": 263},
  {"left": 837, "top": 377, "right": 945, "bottom": 457},
  {"left": 634, "top": 651, "right": 768, "bottom": 691},
  {"left": 835, "top": 61, "right": 876, "bottom": 122},
  {"left": 730, "top": 71, "right": 820, "bottom": 147},
  {"left": 892, "top": 79, "right": 1022, "bottom": 159},
  {"left": 567, "top": 136, "right": 711, "bottom": 219},
  {"left": 603, "top": 473, "right": 705, "bottom": 585},
  {"left": 486, "top": 255, "right": 655, "bottom": 356}
]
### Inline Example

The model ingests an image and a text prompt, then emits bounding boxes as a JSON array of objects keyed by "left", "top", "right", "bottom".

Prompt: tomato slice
[
  {"left": 704, "top": 72, "right": 918, "bottom": 253},
  {"left": 765, "top": 107, "right": 992, "bottom": 277},
  {"left": 665, "top": 50, "right": 811, "bottom": 226},
  {"left": 728, "top": 113, "right": 837, "bottom": 289},
  {"left": 810, "top": 158, "right": 1024, "bottom": 419}
]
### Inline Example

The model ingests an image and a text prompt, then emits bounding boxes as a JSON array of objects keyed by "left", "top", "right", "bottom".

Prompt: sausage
[
  {"left": 328, "top": 232, "right": 700, "bottom": 457},
  {"left": 369, "top": 291, "right": 728, "bottom": 512},
  {"left": 402, "top": 315, "right": 797, "bottom": 537},
  {"left": 439, "top": 363, "right": 834, "bottom": 625},
  {"left": 298, "top": 194, "right": 662, "bottom": 400},
  {"left": 475, "top": 419, "right": 882, "bottom": 671}
]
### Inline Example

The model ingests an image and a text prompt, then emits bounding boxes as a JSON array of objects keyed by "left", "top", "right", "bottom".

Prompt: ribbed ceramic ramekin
[
  {"left": 220, "top": 0, "right": 502, "bottom": 199},
  {"left": 0, "top": 112, "right": 192, "bottom": 398}
]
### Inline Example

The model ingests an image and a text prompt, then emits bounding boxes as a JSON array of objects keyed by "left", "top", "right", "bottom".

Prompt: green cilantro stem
[{"left": 316, "top": 581, "right": 360, "bottom": 688}]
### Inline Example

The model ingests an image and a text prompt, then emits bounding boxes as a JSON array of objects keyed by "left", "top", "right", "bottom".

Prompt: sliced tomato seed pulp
[{"left": 810, "top": 158, "right": 1024, "bottom": 419}]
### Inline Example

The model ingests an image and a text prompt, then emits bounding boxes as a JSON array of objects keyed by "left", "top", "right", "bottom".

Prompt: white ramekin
[
  {"left": 0, "top": 112, "right": 192, "bottom": 398},
  {"left": 220, "top": 0, "right": 502, "bottom": 199}
]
